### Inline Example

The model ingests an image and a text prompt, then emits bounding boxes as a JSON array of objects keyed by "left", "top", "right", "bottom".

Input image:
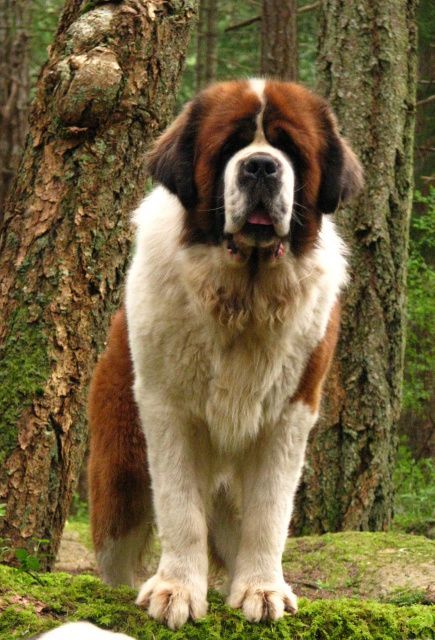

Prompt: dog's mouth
[
  {"left": 240, "top": 206, "right": 277, "bottom": 245},
  {"left": 226, "top": 206, "right": 286, "bottom": 259},
  {"left": 247, "top": 209, "right": 274, "bottom": 226}
]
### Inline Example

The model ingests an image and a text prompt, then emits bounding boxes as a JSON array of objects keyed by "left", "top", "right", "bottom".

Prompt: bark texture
[
  {"left": 0, "top": 0, "right": 30, "bottom": 224},
  {"left": 195, "top": 0, "right": 218, "bottom": 91},
  {"left": 0, "top": 0, "right": 196, "bottom": 568},
  {"left": 293, "top": 0, "right": 418, "bottom": 533},
  {"left": 260, "top": 0, "right": 297, "bottom": 80},
  {"left": 204, "top": 0, "right": 218, "bottom": 85}
]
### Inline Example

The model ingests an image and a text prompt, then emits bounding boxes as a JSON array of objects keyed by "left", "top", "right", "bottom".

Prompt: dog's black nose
[{"left": 242, "top": 154, "right": 279, "bottom": 180}]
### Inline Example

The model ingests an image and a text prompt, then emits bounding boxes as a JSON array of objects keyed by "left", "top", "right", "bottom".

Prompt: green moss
[
  {"left": 283, "top": 532, "right": 435, "bottom": 601},
  {"left": 0, "top": 307, "right": 50, "bottom": 466},
  {"left": 0, "top": 565, "right": 433, "bottom": 640}
]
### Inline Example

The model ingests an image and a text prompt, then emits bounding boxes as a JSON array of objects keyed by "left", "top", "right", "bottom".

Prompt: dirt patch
[{"left": 55, "top": 529, "right": 96, "bottom": 575}]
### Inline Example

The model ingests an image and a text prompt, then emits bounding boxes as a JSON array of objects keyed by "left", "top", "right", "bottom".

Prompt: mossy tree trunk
[
  {"left": 260, "top": 0, "right": 297, "bottom": 80},
  {"left": 293, "top": 0, "right": 418, "bottom": 533},
  {"left": 0, "top": 0, "right": 197, "bottom": 569}
]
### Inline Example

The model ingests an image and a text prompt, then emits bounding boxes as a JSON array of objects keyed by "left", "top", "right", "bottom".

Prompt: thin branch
[
  {"left": 417, "top": 94, "right": 435, "bottom": 108},
  {"left": 298, "top": 1, "right": 320, "bottom": 15},
  {"left": 225, "top": 1, "right": 320, "bottom": 33},
  {"left": 225, "top": 15, "right": 260, "bottom": 33}
]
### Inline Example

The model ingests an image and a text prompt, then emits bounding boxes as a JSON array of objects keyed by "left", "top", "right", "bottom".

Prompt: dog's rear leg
[{"left": 88, "top": 309, "right": 153, "bottom": 586}]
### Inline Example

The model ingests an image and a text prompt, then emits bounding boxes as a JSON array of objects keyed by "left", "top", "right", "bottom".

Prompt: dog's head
[{"left": 147, "top": 79, "right": 363, "bottom": 255}]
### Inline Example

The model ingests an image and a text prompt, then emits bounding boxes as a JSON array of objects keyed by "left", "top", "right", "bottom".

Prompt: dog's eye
[
  {"left": 220, "top": 136, "right": 246, "bottom": 160},
  {"left": 221, "top": 121, "right": 256, "bottom": 162},
  {"left": 271, "top": 128, "right": 307, "bottom": 171}
]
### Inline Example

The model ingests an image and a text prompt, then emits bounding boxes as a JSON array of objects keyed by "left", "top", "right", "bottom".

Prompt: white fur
[
  {"left": 96, "top": 521, "right": 151, "bottom": 587},
  {"left": 36, "top": 622, "right": 134, "bottom": 639},
  {"left": 123, "top": 185, "right": 347, "bottom": 628}
]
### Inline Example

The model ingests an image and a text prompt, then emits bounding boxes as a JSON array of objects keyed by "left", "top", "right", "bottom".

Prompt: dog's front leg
[
  {"left": 228, "top": 400, "right": 316, "bottom": 622},
  {"left": 135, "top": 395, "right": 208, "bottom": 629}
]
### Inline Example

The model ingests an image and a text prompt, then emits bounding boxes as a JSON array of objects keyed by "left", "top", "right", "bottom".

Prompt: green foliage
[
  {"left": 393, "top": 436, "right": 435, "bottom": 535},
  {"left": 69, "top": 492, "right": 90, "bottom": 523},
  {"left": 30, "top": 0, "right": 64, "bottom": 87},
  {"left": 403, "top": 188, "right": 435, "bottom": 413},
  {"left": 15, "top": 548, "right": 41, "bottom": 573},
  {"left": 415, "top": 0, "right": 435, "bottom": 181},
  {"left": 0, "top": 565, "right": 434, "bottom": 640}
]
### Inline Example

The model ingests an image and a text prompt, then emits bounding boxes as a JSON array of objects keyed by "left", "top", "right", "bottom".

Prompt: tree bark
[
  {"left": 196, "top": 0, "right": 218, "bottom": 91},
  {"left": 0, "top": 0, "right": 197, "bottom": 569},
  {"left": 260, "top": 0, "right": 297, "bottom": 80},
  {"left": 195, "top": 0, "right": 206, "bottom": 91},
  {"left": 292, "top": 0, "right": 418, "bottom": 533},
  {"left": 204, "top": 0, "right": 218, "bottom": 85},
  {"left": 0, "top": 0, "right": 30, "bottom": 225}
]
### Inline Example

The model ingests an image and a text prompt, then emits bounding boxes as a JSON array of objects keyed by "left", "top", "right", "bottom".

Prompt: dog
[
  {"left": 88, "top": 79, "right": 363, "bottom": 629},
  {"left": 34, "top": 622, "right": 134, "bottom": 639}
]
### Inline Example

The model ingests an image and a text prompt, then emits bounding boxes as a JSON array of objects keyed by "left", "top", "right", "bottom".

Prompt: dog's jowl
[{"left": 88, "top": 79, "right": 363, "bottom": 629}]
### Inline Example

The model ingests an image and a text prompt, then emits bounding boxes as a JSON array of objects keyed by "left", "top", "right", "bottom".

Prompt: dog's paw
[
  {"left": 136, "top": 574, "right": 208, "bottom": 629},
  {"left": 227, "top": 580, "right": 297, "bottom": 622}
]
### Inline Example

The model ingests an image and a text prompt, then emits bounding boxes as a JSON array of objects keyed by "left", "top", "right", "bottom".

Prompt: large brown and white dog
[{"left": 88, "top": 79, "right": 363, "bottom": 629}]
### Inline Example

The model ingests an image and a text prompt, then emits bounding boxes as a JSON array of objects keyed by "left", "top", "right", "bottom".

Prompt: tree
[
  {"left": 293, "top": 0, "right": 418, "bottom": 533},
  {"left": 0, "top": 0, "right": 197, "bottom": 569},
  {"left": 0, "top": 0, "right": 30, "bottom": 223},
  {"left": 260, "top": 0, "right": 297, "bottom": 80},
  {"left": 195, "top": 0, "right": 218, "bottom": 91}
]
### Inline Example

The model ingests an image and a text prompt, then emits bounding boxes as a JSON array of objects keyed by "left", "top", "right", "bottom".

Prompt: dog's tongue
[{"left": 248, "top": 210, "right": 273, "bottom": 225}]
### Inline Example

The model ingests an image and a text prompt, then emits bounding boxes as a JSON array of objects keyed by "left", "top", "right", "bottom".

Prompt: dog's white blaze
[{"left": 249, "top": 77, "right": 267, "bottom": 143}]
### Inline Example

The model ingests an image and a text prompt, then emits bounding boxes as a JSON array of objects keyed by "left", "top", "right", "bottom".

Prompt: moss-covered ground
[{"left": 1, "top": 530, "right": 434, "bottom": 639}]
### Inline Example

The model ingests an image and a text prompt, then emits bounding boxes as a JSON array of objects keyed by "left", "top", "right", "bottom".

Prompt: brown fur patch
[
  {"left": 291, "top": 300, "right": 341, "bottom": 412},
  {"left": 88, "top": 309, "right": 150, "bottom": 550}
]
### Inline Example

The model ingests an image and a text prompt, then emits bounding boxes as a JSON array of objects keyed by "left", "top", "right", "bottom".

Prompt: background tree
[
  {"left": 399, "top": 0, "right": 435, "bottom": 464},
  {"left": 0, "top": 0, "right": 197, "bottom": 569},
  {"left": 195, "top": 0, "right": 218, "bottom": 91},
  {"left": 260, "top": 0, "right": 297, "bottom": 80},
  {"left": 0, "top": 0, "right": 30, "bottom": 223},
  {"left": 293, "top": 0, "right": 419, "bottom": 533}
]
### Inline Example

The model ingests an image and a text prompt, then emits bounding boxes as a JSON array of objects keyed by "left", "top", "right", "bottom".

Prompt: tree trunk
[
  {"left": 0, "top": 0, "right": 197, "bottom": 569},
  {"left": 260, "top": 0, "right": 297, "bottom": 80},
  {"left": 204, "top": 0, "right": 218, "bottom": 85},
  {"left": 0, "top": 0, "right": 30, "bottom": 225},
  {"left": 292, "top": 0, "right": 418, "bottom": 533},
  {"left": 196, "top": 0, "right": 218, "bottom": 91},
  {"left": 195, "top": 0, "right": 206, "bottom": 91}
]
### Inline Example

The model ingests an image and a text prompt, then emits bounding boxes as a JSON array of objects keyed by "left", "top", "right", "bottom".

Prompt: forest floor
[
  {"left": 55, "top": 521, "right": 435, "bottom": 604},
  {"left": 1, "top": 522, "right": 433, "bottom": 639}
]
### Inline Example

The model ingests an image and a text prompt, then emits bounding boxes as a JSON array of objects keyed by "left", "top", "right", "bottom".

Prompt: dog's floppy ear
[
  {"left": 317, "top": 106, "right": 364, "bottom": 214},
  {"left": 147, "top": 100, "right": 201, "bottom": 209}
]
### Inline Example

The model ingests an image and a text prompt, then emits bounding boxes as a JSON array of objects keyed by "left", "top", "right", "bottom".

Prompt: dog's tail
[{"left": 88, "top": 308, "right": 153, "bottom": 586}]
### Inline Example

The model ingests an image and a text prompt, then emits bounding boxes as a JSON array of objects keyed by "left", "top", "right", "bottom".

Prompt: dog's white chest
[{"left": 203, "top": 328, "right": 309, "bottom": 452}]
